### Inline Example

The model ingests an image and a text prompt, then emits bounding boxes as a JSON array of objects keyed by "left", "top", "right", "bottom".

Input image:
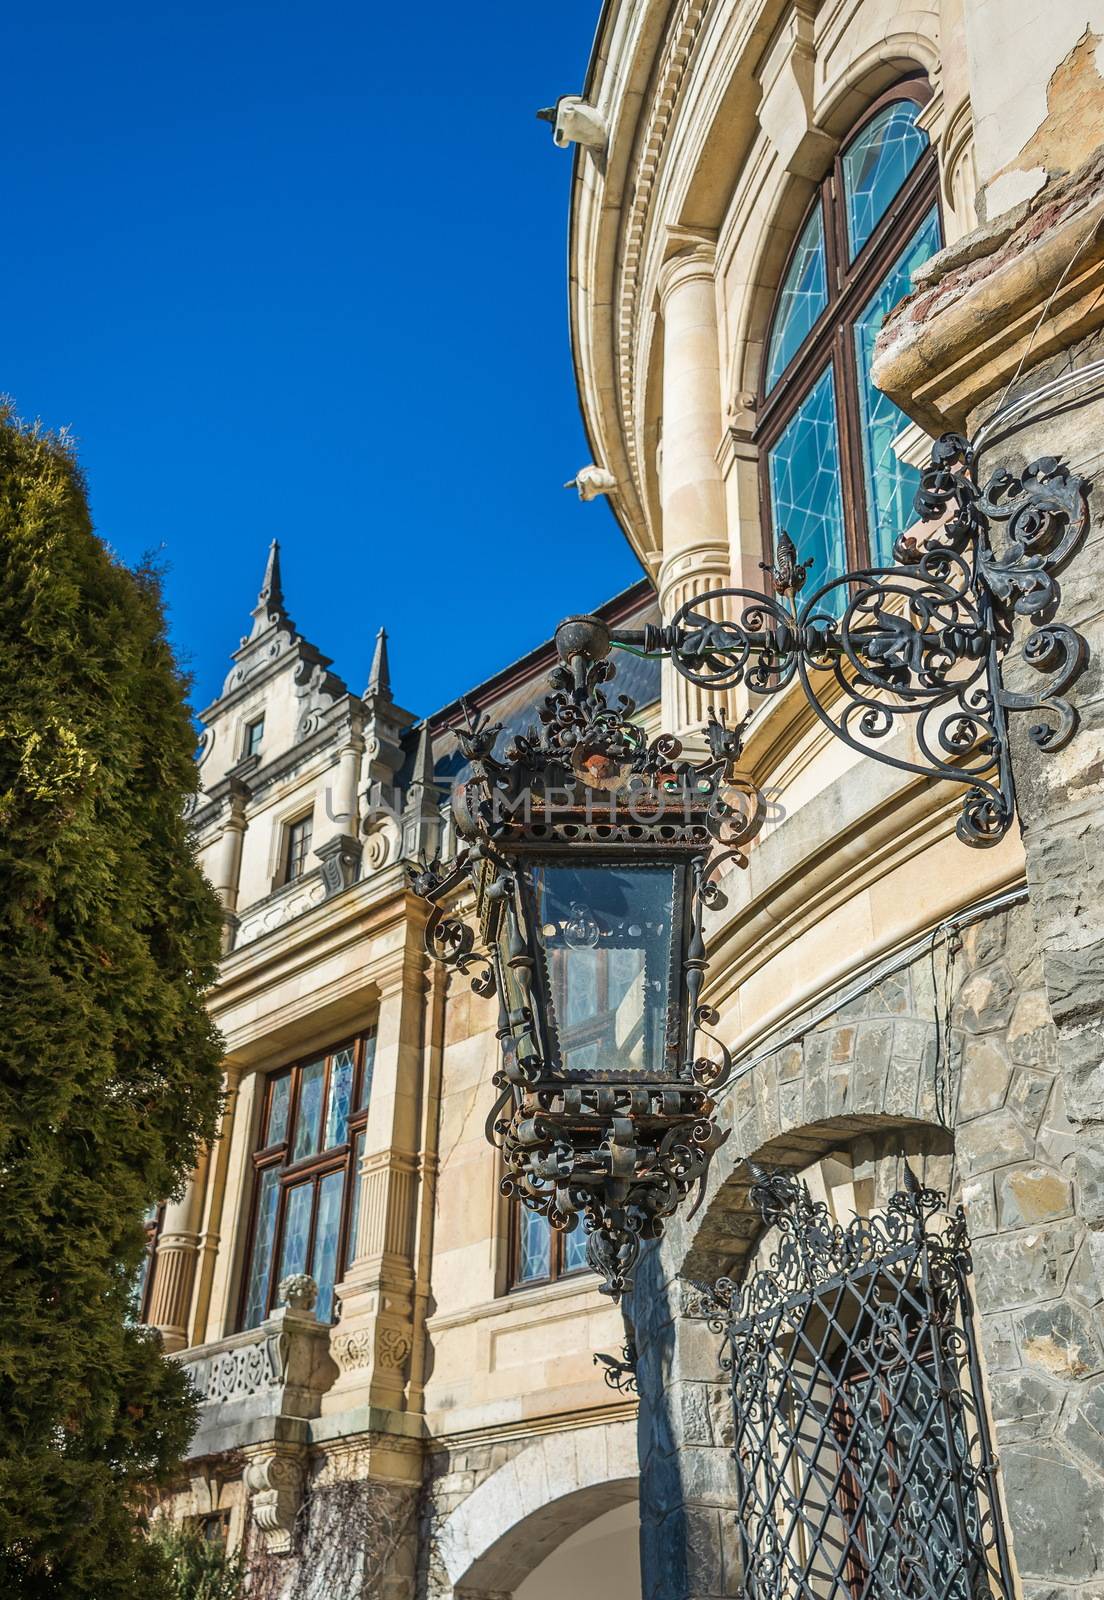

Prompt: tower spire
[
  {"left": 247, "top": 539, "right": 291, "bottom": 639},
  {"left": 366, "top": 627, "right": 392, "bottom": 700},
  {"left": 258, "top": 539, "right": 283, "bottom": 610}
]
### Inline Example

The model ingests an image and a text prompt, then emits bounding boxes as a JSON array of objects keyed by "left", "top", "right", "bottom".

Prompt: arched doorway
[{"left": 436, "top": 1419, "right": 640, "bottom": 1599}]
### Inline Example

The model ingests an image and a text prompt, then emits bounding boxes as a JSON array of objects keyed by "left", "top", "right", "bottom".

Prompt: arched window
[{"left": 757, "top": 83, "right": 941, "bottom": 596}]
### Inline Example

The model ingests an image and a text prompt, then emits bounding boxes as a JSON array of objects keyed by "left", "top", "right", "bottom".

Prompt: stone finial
[
  {"left": 277, "top": 1273, "right": 318, "bottom": 1313},
  {"left": 409, "top": 721, "right": 435, "bottom": 794},
  {"left": 401, "top": 722, "right": 441, "bottom": 863},
  {"left": 565, "top": 464, "right": 617, "bottom": 501},
  {"left": 366, "top": 627, "right": 392, "bottom": 700}
]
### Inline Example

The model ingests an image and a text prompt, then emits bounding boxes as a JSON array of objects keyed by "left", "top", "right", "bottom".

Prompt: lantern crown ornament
[{"left": 412, "top": 618, "right": 765, "bottom": 1299}]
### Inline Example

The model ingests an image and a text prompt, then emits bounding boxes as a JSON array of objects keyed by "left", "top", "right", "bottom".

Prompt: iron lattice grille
[{"left": 707, "top": 1168, "right": 1014, "bottom": 1600}]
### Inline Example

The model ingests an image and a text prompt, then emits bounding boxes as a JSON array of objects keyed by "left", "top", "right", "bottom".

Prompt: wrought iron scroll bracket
[{"left": 613, "top": 435, "right": 1091, "bottom": 848}]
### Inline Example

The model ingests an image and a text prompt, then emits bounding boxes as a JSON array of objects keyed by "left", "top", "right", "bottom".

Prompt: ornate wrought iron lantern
[
  {"left": 413, "top": 433, "right": 1089, "bottom": 1300},
  {"left": 412, "top": 617, "right": 765, "bottom": 1298}
]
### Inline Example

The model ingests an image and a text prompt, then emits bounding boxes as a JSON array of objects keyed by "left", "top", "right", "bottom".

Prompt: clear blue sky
[{"left": 6, "top": 2, "right": 643, "bottom": 718}]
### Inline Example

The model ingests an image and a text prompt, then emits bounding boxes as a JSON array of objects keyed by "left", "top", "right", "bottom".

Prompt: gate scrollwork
[{"left": 702, "top": 1164, "right": 1015, "bottom": 1600}]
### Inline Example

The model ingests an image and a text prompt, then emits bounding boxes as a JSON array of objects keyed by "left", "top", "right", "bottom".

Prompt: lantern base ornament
[
  {"left": 608, "top": 437, "right": 1090, "bottom": 847},
  {"left": 412, "top": 628, "right": 765, "bottom": 1299}
]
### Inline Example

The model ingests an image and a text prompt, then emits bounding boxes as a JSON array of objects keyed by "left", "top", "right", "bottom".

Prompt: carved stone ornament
[
  {"left": 315, "top": 833, "right": 362, "bottom": 898},
  {"left": 244, "top": 1446, "right": 306, "bottom": 1556},
  {"left": 278, "top": 1272, "right": 318, "bottom": 1313},
  {"left": 187, "top": 1331, "right": 287, "bottom": 1403},
  {"left": 411, "top": 624, "right": 766, "bottom": 1300},
  {"left": 332, "top": 1328, "right": 374, "bottom": 1374}
]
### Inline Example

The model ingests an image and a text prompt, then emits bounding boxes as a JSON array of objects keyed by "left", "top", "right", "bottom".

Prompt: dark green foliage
[
  {"left": 0, "top": 409, "right": 226, "bottom": 1596},
  {"left": 147, "top": 1522, "right": 244, "bottom": 1600}
]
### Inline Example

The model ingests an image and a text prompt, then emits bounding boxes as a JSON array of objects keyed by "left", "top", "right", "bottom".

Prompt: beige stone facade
[{"left": 148, "top": 3, "right": 1104, "bottom": 1595}]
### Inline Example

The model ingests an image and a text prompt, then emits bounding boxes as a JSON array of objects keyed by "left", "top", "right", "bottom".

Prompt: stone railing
[
  {"left": 185, "top": 1326, "right": 288, "bottom": 1405},
  {"left": 176, "top": 1276, "right": 339, "bottom": 1553}
]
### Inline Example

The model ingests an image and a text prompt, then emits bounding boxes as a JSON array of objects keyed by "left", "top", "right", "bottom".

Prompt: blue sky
[{"left": 6, "top": 2, "right": 642, "bottom": 717}]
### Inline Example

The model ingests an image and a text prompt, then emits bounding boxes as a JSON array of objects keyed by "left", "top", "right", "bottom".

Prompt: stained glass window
[
  {"left": 511, "top": 1202, "right": 592, "bottom": 1289},
  {"left": 758, "top": 86, "right": 941, "bottom": 585},
  {"left": 312, "top": 1171, "right": 345, "bottom": 1322},
  {"left": 854, "top": 206, "right": 942, "bottom": 561},
  {"left": 278, "top": 1183, "right": 313, "bottom": 1282},
  {"left": 563, "top": 1226, "right": 589, "bottom": 1274},
  {"left": 356, "top": 1023, "right": 377, "bottom": 1110},
  {"left": 517, "top": 1205, "right": 551, "bottom": 1284},
  {"left": 266, "top": 1072, "right": 291, "bottom": 1147},
  {"left": 346, "top": 1128, "right": 366, "bottom": 1271},
  {"left": 291, "top": 1058, "right": 325, "bottom": 1161},
  {"left": 242, "top": 1166, "right": 280, "bottom": 1329},
  {"left": 842, "top": 99, "right": 929, "bottom": 260},
  {"left": 768, "top": 368, "right": 847, "bottom": 597},
  {"left": 240, "top": 1033, "right": 375, "bottom": 1329},
  {"left": 764, "top": 201, "right": 828, "bottom": 392},
  {"left": 323, "top": 1047, "right": 355, "bottom": 1149}
]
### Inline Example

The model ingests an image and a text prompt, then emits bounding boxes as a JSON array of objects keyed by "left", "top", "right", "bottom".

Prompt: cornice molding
[{"left": 616, "top": 0, "right": 710, "bottom": 510}]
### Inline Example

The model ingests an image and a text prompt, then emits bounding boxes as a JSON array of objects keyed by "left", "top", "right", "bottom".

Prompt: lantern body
[{"left": 518, "top": 856, "right": 687, "bottom": 1079}]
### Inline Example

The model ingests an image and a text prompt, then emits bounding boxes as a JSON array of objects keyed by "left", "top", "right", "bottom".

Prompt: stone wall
[{"left": 631, "top": 899, "right": 1104, "bottom": 1598}]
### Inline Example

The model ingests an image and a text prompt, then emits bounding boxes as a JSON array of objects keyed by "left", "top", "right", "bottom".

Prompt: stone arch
[
  {"left": 682, "top": 1112, "right": 952, "bottom": 1284},
  {"left": 728, "top": 34, "right": 940, "bottom": 402},
  {"left": 435, "top": 1420, "right": 639, "bottom": 1598},
  {"left": 676, "top": 964, "right": 954, "bottom": 1285}
]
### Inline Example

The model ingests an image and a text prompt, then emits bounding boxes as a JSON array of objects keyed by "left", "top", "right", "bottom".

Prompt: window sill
[{"left": 426, "top": 1272, "right": 610, "bottom": 1334}]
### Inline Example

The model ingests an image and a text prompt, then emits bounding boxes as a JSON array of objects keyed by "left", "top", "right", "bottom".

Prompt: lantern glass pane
[{"left": 527, "top": 861, "right": 678, "bottom": 1076}]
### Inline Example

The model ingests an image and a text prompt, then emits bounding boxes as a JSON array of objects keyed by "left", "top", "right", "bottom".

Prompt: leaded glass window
[
  {"left": 239, "top": 1029, "right": 376, "bottom": 1329},
  {"left": 842, "top": 99, "right": 930, "bottom": 260},
  {"left": 510, "top": 1201, "right": 591, "bottom": 1289},
  {"left": 757, "top": 82, "right": 941, "bottom": 595},
  {"left": 764, "top": 202, "right": 828, "bottom": 393},
  {"left": 767, "top": 369, "right": 847, "bottom": 588},
  {"left": 854, "top": 206, "right": 942, "bottom": 561}
]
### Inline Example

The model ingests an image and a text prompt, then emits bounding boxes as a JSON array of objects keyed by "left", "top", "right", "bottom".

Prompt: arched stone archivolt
[
  {"left": 434, "top": 1420, "right": 639, "bottom": 1599},
  {"left": 674, "top": 958, "right": 954, "bottom": 1285}
]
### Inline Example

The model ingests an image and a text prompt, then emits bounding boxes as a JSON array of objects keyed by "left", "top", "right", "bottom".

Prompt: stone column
[
  {"left": 657, "top": 244, "right": 733, "bottom": 740},
  {"left": 189, "top": 1065, "right": 242, "bottom": 1347},
  {"left": 329, "top": 937, "right": 425, "bottom": 1413},
  {"left": 209, "top": 780, "right": 248, "bottom": 952},
  {"left": 633, "top": 1244, "right": 741, "bottom": 1600},
  {"left": 147, "top": 1152, "right": 209, "bottom": 1353},
  {"left": 315, "top": 720, "right": 364, "bottom": 897}
]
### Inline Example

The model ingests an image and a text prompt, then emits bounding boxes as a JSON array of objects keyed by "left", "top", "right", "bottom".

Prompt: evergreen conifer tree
[{"left": 0, "top": 409, "right": 225, "bottom": 1596}]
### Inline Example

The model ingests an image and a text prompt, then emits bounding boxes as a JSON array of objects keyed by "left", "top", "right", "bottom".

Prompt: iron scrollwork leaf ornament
[{"left": 657, "top": 434, "right": 1090, "bottom": 847}]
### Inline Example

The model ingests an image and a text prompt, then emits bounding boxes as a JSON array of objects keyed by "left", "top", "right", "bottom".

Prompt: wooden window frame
[
  {"left": 283, "top": 810, "right": 314, "bottom": 885},
  {"left": 237, "top": 1028, "right": 377, "bottom": 1330},
  {"left": 244, "top": 714, "right": 265, "bottom": 759},
  {"left": 755, "top": 78, "right": 941, "bottom": 575}
]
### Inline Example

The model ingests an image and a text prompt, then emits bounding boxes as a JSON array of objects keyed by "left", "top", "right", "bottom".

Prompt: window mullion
[{"left": 833, "top": 329, "right": 869, "bottom": 569}]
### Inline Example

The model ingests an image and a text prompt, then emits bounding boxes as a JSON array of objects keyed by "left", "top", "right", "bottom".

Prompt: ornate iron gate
[{"left": 706, "top": 1166, "right": 1015, "bottom": 1600}]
